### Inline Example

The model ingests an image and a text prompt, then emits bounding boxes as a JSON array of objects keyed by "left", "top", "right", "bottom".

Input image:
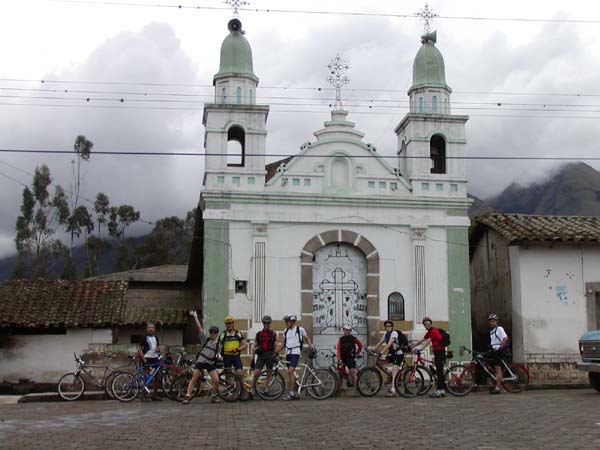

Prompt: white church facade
[{"left": 200, "top": 18, "right": 472, "bottom": 364}]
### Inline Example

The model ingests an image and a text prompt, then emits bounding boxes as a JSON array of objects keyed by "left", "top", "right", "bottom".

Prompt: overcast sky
[{"left": 0, "top": 0, "right": 599, "bottom": 258}]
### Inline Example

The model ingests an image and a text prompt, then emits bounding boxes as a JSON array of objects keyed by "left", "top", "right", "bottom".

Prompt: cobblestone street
[{"left": 0, "top": 389, "right": 599, "bottom": 450}]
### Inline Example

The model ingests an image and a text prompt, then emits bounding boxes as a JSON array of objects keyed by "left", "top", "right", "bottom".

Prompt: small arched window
[
  {"left": 430, "top": 134, "right": 446, "bottom": 174},
  {"left": 221, "top": 87, "right": 227, "bottom": 103},
  {"left": 227, "top": 126, "right": 245, "bottom": 167},
  {"left": 388, "top": 292, "right": 405, "bottom": 321},
  {"left": 432, "top": 96, "right": 438, "bottom": 113},
  {"left": 418, "top": 97, "right": 424, "bottom": 113},
  {"left": 236, "top": 87, "right": 242, "bottom": 104}
]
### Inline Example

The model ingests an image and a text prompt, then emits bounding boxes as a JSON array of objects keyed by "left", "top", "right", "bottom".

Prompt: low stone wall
[{"left": 526, "top": 353, "right": 587, "bottom": 385}]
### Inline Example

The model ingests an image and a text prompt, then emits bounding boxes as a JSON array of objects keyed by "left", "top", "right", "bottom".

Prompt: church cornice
[
  {"left": 394, "top": 113, "right": 469, "bottom": 134},
  {"left": 201, "top": 190, "right": 472, "bottom": 210}
]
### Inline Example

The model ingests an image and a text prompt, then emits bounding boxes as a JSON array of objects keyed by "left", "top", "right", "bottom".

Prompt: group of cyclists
[{"left": 138, "top": 310, "right": 510, "bottom": 403}]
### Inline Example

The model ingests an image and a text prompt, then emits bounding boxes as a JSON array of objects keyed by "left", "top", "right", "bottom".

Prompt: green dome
[
  {"left": 411, "top": 41, "right": 447, "bottom": 89},
  {"left": 214, "top": 19, "right": 258, "bottom": 82}
]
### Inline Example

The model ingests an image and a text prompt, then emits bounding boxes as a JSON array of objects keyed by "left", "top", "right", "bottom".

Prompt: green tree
[
  {"left": 94, "top": 192, "right": 110, "bottom": 239},
  {"left": 13, "top": 165, "right": 70, "bottom": 279},
  {"left": 108, "top": 205, "right": 140, "bottom": 271},
  {"left": 83, "top": 235, "right": 112, "bottom": 278}
]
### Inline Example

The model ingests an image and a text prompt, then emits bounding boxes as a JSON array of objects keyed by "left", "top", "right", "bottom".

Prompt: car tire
[{"left": 589, "top": 372, "right": 600, "bottom": 393}]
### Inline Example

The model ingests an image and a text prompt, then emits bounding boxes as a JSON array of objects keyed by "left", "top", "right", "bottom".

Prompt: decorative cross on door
[{"left": 316, "top": 267, "right": 360, "bottom": 332}]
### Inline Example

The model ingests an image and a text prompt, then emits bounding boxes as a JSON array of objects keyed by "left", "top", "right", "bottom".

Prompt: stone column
[
  {"left": 411, "top": 226, "right": 428, "bottom": 340},
  {"left": 252, "top": 223, "right": 268, "bottom": 329}
]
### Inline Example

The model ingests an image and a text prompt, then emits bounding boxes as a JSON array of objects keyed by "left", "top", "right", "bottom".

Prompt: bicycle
[
  {"left": 458, "top": 347, "right": 530, "bottom": 394},
  {"left": 355, "top": 350, "right": 423, "bottom": 398},
  {"left": 111, "top": 356, "right": 171, "bottom": 402},
  {"left": 402, "top": 349, "right": 475, "bottom": 397},
  {"left": 162, "top": 353, "right": 195, "bottom": 401},
  {"left": 168, "top": 363, "right": 243, "bottom": 403},
  {"left": 254, "top": 349, "right": 337, "bottom": 400},
  {"left": 57, "top": 353, "right": 134, "bottom": 401}
]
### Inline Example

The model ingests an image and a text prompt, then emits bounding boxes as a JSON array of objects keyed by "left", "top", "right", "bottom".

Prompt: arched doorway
[{"left": 312, "top": 243, "right": 367, "bottom": 366}]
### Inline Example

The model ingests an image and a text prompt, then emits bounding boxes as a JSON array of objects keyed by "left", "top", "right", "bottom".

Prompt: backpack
[
  {"left": 220, "top": 329, "right": 243, "bottom": 355},
  {"left": 439, "top": 329, "right": 451, "bottom": 347},
  {"left": 284, "top": 327, "right": 303, "bottom": 351},
  {"left": 385, "top": 330, "right": 408, "bottom": 354},
  {"left": 255, "top": 330, "right": 277, "bottom": 354}
]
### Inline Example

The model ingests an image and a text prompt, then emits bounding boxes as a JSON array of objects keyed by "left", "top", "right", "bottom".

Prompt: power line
[
  {"left": 0, "top": 159, "right": 154, "bottom": 224},
  {"left": 2, "top": 78, "right": 600, "bottom": 98},
  {"left": 48, "top": 0, "right": 600, "bottom": 24},
  {"left": 1, "top": 148, "right": 599, "bottom": 161}
]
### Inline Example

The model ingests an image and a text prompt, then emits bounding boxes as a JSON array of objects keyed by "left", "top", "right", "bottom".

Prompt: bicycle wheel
[
  {"left": 502, "top": 363, "right": 529, "bottom": 393},
  {"left": 395, "top": 366, "right": 423, "bottom": 398},
  {"left": 306, "top": 369, "right": 337, "bottom": 400},
  {"left": 254, "top": 370, "right": 286, "bottom": 401},
  {"left": 57, "top": 372, "right": 85, "bottom": 401},
  {"left": 446, "top": 364, "right": 475, "bottom": 396},
  {"left": 161, "top": 369, "right": 177, "bottom": 399},
  {"left": 170, "top": 372, "right": 199, "bottom": 401},
  {"left": 111, "top": 372, "right": 141, "bottom": 402},
  {"left": 217, "top": 371, "right": 242, "bottom": 402},
  {"left": 416, "top": 366, "right": 434, "bottom": 395},
  {"left": 356, "top": 367, "right": 382, "bottom": 397}
]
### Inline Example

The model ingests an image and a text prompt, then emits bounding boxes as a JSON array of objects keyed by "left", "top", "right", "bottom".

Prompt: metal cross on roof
[
  {"left": 224, "top": 0, "right": 249, "bottom": 18},
  {"left": 327, "top": 54, "right": 350, "bottom": 110},
  {"left": 415, "top": 3, "right": 438, "bottom": 34}
]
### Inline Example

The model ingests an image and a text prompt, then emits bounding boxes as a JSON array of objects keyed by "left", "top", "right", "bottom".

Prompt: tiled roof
[
  {"left": 91, "top": 265, "right": 188, "bottom": 283},
  {"left": 0, "top": 280, "right": 128, "bottom": 328},
  {"left": 472, "top": 213, "right": 600, "bottom": 243},
  {"left": 0, "top": 279, "right": 200, "bottom": 328},
  {"left": 265, "top": 156, "right": 293, "bottom": 183}
]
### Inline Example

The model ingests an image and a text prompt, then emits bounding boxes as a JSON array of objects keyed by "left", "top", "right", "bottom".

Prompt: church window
[
  {"left": 232, "top": 176, "right": 240, "bottom": 185},
  {"left": 368, "top": 181, "right": 375, "bottom": 189},
  {"left": 248, "top": 177, "right": 255, "bottom": 185},
  {"left": 450, "top": 183, "right": 458, "bottom": 192},
  {"left": 432, "top": 96, "right": 438, "bottom": 112},
  {"left": 436, "top": 183, "right": 443, "bottom": 191},
  {"left": 418, "top": 97, "right": 424, "bottom": 113},
  {"left": 281, "top": 178, "right": 288, "bottom": 186},
  {"left": 292, "top": 178, "right": 300, "bottom": 186},
  {"left": 222, "top": 87, "right": 227, "bottom": 103},
  {"left": 430, "top": 134, "right": 446, "bottom": 174},
  {"left": 422, "top": 182, "right": 429, "bottom": 191},
  {"left": 217, "top": 175, "right": 225, "bottom": 184},
  {"left": 390, "top": 182, "right": 398, "bottom": 191},
  {"left": 378, "top": 181, "right": 386, "bottom": 189},
  {"left": 388, "top": 292, "right": 405, "bottom": 321},
  {"left": 236, "top": 87, "right": 242, "bottom": 104},
  {"left": 227, "top": 126, "right": 245, "bottom": 167},
  {"left": 304, "top": 178, "right": 311, "bottom": 186}
]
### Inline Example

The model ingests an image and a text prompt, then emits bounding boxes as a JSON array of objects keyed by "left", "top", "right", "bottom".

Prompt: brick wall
[{"left": 526, "top": 353, "right": 587, "bottom": 385}]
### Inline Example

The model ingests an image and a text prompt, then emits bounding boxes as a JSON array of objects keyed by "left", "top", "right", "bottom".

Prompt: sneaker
[
  {"left": 211, "top": 395, "right": 222, "bottom": 404},
  {"left": 385, "top": 389, "right": 396, "bottom": 397},
  {"left": 291, "top": 392, "right": 300, "bottom": 400},
  {"left": 490, "top": 386, "right": 501, "bottom": 395},
  {"left": 181, "top": 396, "right": 190, "bottom": 405},
  {"left": 429, "top": 390, "right": 446, "bottom": 398},
  {"left": 282, "top": 393, "right": 294, "bottom": 401}
]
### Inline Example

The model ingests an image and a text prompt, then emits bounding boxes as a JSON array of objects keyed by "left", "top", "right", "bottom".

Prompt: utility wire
[
  {"left": 47, "top": 0, "right": 600, "bottom": 24},
  {"left": 0, "top": 158, "right": 154, "bottom": 224},
  {"left": 2, "top": 78, "right": 600, "bottom": 98},
  {"left": 1, "top": 148, "right": 599, "bottom": 161}
]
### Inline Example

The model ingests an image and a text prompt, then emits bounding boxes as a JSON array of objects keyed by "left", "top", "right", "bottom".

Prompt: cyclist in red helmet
[{"left": 412, "top": 317, "right": 446, "bottom": 398}]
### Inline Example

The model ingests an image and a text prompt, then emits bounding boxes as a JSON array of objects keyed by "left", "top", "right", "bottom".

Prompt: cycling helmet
[
  {"left": 422, "top": 316, "right": 433, "bottom": 324},
  {"left": 488, "top": 313, "right": 499, "bottom": 321},
  {"left": 224, "top": 314, "right": 235, "bottom": 324},
  {"left": 282, "top": 315, "right": 290, "bottom": 321},
  {"left": 209, "top": 326, "right": 219, "bottom": 334},
  {"left": 342, "top": 325, "right": 352, "bottom": 331},
  {"left": 262, "top": 315, "right": 272, "bottom": 324},
  {"left": 286, "top": 314, "right": 297, "bottom": 321}
]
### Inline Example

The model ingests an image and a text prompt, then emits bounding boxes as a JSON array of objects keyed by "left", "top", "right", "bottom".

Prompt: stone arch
[{"left": 300, "top": 229, "right": 380, "bottom": 345}]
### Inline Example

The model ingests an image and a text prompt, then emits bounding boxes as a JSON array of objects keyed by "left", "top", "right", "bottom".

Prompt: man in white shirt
[
  {"left": 278, "top": 314, "right": 313, "bottom": 400},
  {"left": 138, "top": 322, "right": 161, "bottom": 400},
  {"left": 488, "top": 313, "right": 509, "bottom": 395}
]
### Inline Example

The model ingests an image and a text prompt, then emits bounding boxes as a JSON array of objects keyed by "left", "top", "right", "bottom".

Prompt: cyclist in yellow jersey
[{"left": 220, "top": 315, "right": 248, "bottom": 390}]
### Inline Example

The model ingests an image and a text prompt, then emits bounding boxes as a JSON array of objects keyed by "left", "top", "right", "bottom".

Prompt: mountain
[{"left": 487, "top": 162, "right": 600, "bottom": 216}]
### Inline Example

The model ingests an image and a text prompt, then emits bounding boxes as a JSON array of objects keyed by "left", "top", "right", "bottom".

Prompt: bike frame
[
  {"left": 73, "top": 354, "right": 115, "bottom": 388},
  {"left": 268, "top": 357, "right": 324, "bottom": 394},
  {"left": 462, "top": 348, "right": 518, "bottom": 384}
]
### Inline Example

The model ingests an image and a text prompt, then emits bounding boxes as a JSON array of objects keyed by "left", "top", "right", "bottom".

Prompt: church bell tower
[
  {"left": 202, "top": 18, "right": 269, "bottom": 191},
  {"left": 395, "top": 30, "right": 469, "bottom": 198}
]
